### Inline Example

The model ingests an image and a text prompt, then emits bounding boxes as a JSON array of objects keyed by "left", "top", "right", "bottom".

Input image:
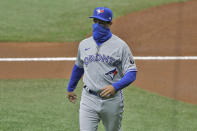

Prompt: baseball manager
[{"left": 67, "top": 7, "right": 137, "bottom": 131}]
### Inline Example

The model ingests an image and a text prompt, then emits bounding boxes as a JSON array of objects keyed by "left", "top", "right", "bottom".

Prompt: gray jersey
[{"left": 76, "top": 34, "right": 137, "bottom": 91}]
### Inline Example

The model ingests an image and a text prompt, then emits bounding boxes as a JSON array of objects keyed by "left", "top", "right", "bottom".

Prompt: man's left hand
[{"left": 100, "top": 85, "right": 116, "bottom": 98}]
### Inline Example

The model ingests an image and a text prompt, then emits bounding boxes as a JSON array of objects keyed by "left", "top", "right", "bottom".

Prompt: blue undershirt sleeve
[
  {"left": 112, "top": 71, "right": 137, "bottom": 91},
  {"left": 67, "top": 64, "right": 84, "bottom": 92}
]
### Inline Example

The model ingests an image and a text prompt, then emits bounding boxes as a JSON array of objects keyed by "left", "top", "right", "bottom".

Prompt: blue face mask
[{"left": 93, "top": 23, "right": 112, "bottom": 46}]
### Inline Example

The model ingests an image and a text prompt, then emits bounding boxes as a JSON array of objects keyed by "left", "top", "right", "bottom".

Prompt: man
[{"left": 67, "top": 7, "right": 137, "bottom": 131}]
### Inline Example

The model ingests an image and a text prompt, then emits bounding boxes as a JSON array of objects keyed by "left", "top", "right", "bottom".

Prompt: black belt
[{"left": 83, "top": 85, "right": 101, "bottom": 97}]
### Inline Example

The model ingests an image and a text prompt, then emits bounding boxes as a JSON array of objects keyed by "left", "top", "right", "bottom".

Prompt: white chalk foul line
[
  {"left": 0, "top": 57, "right": 76, "bottom": 61},
  {"left": 134, "top": 56, "right": 197, "bottom": 60},
  {"left": 0, "top": 56, "right": 197, "bottom": 61}
]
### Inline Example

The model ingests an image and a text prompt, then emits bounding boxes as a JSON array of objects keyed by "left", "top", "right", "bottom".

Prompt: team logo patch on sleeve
[
  {"left": 129, "top": 56, "right": 135, "bottom": 64},
  {"left": 105, "top": 68, "right": 118, "bottom": 80}
]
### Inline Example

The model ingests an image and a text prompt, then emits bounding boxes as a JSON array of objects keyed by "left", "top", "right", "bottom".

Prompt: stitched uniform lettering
[{"left": 84, "top": 53, "right": 116, "bottom": 66}]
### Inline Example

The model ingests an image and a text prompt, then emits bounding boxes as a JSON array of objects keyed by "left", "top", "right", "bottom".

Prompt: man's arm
[
  {"left": 67, "top": 64, "right": 84, "bottom": 103},
  {"left": 100, "top": 71, "right": 137, "bottom": 97},
  {"left": 112, "top": 71, "right": 137, "bottom": 91}
]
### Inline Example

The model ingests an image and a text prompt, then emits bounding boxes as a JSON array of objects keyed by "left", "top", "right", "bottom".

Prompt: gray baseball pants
[{"left": 79, "top": 89, "right": 124, "bottom": 131}]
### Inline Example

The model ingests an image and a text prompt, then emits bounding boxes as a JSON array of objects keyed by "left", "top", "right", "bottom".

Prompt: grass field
[
  {"left": 0, "top": 79, "right": 196, "bottom": 131},
  {"left": 0, "top": 0, "right": 188, "bottom": 42}
]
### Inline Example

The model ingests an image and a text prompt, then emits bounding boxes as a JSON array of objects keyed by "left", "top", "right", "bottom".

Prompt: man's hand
[
  {"left": 100, "top": 85, "right": 116, "bottom": 98},
  {"left": 67, "top": 92, "right": 77, "bottom": 103}
]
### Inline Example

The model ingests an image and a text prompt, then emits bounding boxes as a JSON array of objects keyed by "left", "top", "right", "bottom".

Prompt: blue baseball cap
[{"left": 89, "top": 7, "right": 113, "bottom": 22}]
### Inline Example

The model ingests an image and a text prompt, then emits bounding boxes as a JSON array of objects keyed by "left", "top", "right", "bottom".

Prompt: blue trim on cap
[{"left": 89, "top": 16, "right": 110, "bottom": 22}]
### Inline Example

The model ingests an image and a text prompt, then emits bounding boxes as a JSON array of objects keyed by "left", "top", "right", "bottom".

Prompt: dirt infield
[{"left": 0, "top": 0, "right": 196, "bottom": 104}]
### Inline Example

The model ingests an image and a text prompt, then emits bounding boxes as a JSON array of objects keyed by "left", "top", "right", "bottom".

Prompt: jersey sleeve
[
  {"left": 75, "top": 46, "right": 84, "bottom": 68},
  {"left": 120, "top": 44, "right": 137, "bottom": 74}
]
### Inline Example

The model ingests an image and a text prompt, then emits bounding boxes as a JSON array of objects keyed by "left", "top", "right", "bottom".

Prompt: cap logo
[{"left": 96, "top": 9, "right": 104, "bottom": 14}]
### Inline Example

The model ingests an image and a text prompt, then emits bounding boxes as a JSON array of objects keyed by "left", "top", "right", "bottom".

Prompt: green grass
[
  {"left": 0, "top": 0, "right": 189, "bottom": 42},
  {"left": 0, "top": 79, "right": 197, "bottom": 131}
]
